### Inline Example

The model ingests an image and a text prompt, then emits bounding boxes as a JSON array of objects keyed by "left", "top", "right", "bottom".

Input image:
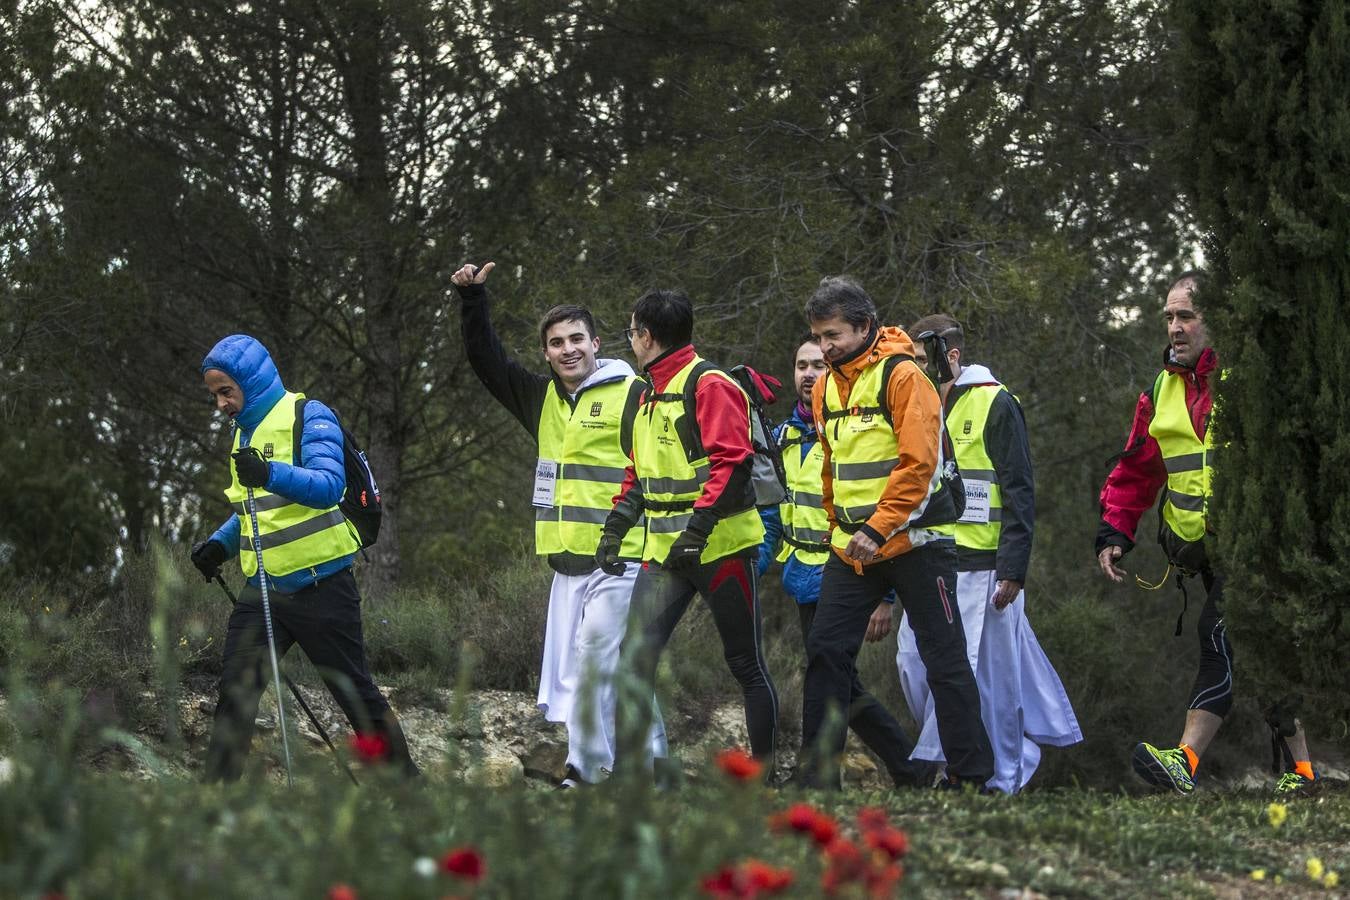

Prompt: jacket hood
[
  {"left": 831, "top": 326, "right": 916, "bottom": 382},
  {"left": 578, "top": 357, "right": 635, "bottom": 391},
  {"left": 952, "top": 363, "right": 999, "bottom": 388},
  {"left": 201, "top": 334, "right": 287, "bottom": 431}
]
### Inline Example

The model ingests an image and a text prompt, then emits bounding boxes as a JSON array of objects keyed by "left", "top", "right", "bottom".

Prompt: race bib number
[
  {"left": 959, "top": 479, "right": 991, "bottom": 524},
  {"left": 533, "top": 459, "right": 559, "bottom": 508}
]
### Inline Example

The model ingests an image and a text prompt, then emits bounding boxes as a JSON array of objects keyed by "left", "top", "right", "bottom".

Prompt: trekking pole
[
  {"left": 213, "top": 575, "right": 359, "bottom": 786},
  {"left": 241, "top": 481, "right": 294, "bottom": 787}
]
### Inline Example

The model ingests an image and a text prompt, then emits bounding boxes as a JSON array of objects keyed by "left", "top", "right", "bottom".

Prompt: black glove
[
  {"left": 232, "top": 447, "right": 271, "bottom": 488},
  {"left": 190, "top": 540, "right": 227, "bottom": 582},
  {"left": 595, "top": 531, "right": 626, "bottom": 576},
  {"left": 662, "top": 530, "right": 707, "bottom": 573}
]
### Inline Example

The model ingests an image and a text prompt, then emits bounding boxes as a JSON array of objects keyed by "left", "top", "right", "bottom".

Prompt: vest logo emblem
[
  {"left": 861, "top": 413, "right": 874, "bottom": 424},
  {"left": 963, "top": 420, "right": 972, "bottom": 435},
  {"left": 590, "top": 401, "right": 603, "bottom": 417},
  {"left": 262, "top": 443, "right": 275, "bottom": 458},
  {"left": 663, "top": 415, "right": 671, "bottom": 432}
]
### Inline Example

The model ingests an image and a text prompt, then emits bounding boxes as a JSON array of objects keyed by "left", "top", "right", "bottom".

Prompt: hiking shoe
[
  {"left": 1131, "top": 742, "right": 1195, "bottom": 794},
  {"left": 1274, "top": 771, "right": 1315, "bottom": 795},
  {"left": 557, "top": 764, "right": 586, "bottom": 790}
]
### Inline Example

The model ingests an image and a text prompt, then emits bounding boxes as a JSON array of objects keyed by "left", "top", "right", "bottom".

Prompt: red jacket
[
  {"left": 1096, "top": 346, "right": 1217, "bottom": 552},
  {"left": 615, "top": 344, "right": 754, "bottom": 512}
]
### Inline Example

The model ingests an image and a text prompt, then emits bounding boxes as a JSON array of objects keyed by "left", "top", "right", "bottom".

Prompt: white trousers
[
  {"left": 897, "top": 569, "right": 1081, "bottom": 793},
  {"left": 537, "top": 565, "right": 668, "bottom": 782}
]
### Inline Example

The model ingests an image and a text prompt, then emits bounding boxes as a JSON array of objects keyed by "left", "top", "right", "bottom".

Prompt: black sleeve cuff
[
  {"left": 1094, "top": 520, "right": 1134, "bottom": 556},
  {"left": 455, "top": 282, "right": 487, "bottom": 302},
  {"left": 859, "top": 523, "right": 885, "bottom": 546}
]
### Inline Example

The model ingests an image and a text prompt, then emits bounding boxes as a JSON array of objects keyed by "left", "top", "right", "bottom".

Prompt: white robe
[
  {"left": 897, "top": 569, "right": 1081, "bottom": 793},
  {"left": 538, "top": 564, "right": 668, "bottom": 781}
]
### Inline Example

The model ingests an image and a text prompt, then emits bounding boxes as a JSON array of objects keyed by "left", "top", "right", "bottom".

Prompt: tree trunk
[{"left": 338, "top": 0, "right": 403, "bottom": 593}]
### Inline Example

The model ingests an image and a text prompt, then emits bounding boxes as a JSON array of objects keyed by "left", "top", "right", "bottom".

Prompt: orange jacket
[{"left": 812, "top": 326, "right": 943, "bottom": 565}]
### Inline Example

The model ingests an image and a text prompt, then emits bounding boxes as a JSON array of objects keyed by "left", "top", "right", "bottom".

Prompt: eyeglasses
[{"left": 622, "top": 326, "right": 642, "bottom": 341}]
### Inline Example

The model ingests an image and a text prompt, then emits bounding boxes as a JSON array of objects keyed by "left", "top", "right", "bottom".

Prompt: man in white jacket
[
  {"left": 896, "top": 314, "right": 1081, "bottom": 793},
  {"left": 453, "top": 261, "right": 666, "bottom": 786}
]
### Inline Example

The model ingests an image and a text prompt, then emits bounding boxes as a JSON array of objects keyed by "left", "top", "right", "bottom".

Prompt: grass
[
  {"left": 1, "top": 702, "right": 1345, "bottom": 899},
  {"left": 2, "top": 547, "right": 1348, "bottom": 897}
]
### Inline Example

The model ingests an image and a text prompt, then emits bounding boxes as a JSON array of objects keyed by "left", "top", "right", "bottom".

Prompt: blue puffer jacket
[{"left": 203, "top": 334, "right": 354, "bottom": 593}]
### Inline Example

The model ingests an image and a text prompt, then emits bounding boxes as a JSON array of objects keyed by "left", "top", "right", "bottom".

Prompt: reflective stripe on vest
[
  {"left": 1148, "top": 371, "right": 1213, "bottom": 543},
  {"left": 932, "top": 383, "right": 1008, "bottom": 551},
  {"left": 821, "top": 355, "right": 944, "bottom": 552},
  {"left": 775, "top": 422, "right": 830, "bottom": 566},
  {"left": 632, "top": 355, "right": 763, "bottom": 563},
  {"left": 533, "top": 378, "right": 645, "bottom": 558},
  {"left": 224, "top": 391, "right": 361, "bottom": 579}
]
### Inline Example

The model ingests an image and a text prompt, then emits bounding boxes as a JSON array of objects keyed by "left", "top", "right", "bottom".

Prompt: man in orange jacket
[{"left": 797, "top": 276, "right": 992, "bottom": 789}]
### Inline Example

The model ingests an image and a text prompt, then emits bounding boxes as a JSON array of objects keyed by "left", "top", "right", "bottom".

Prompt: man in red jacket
[
  {"left": 602, "top": 289, "right": 778, "bottom": 774},
  {"left": 1097, "top": 271, "right": 1316, "bottom": 795}
]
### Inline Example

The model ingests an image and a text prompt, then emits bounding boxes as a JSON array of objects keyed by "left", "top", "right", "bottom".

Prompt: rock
[
  {"left": 522, "top": 738, "right": 569, "bottom": 782},
  {"left": 841, "top": 751, "right": 879, "bottom": 785},
  {"left": 469, "top": 753, "right": 524, "bottom": 787}
]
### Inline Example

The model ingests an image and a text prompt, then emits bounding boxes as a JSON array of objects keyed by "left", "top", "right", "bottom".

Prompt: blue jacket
[{"left": 203, "top": 335, "right": 354, "bottom": 593}]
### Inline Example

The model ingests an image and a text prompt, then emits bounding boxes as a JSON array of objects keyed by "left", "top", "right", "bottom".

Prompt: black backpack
[{"left": 293, "top": 398, "right": 382, "bottom": 548}]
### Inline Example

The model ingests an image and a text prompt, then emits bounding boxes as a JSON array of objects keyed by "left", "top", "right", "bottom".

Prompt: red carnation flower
[
  {"left": 809, "top": 813, "right": 839, "bottom": 847},
  {"left": 348, "top": 731, "right": 388, "bottom": 764},
  {"left": 821, "top": 837, "right": 867, "bottom": 895},
  {"left": 741, "top": 860, "right": 794, "bottom": 894},
  {"left": 863, "top": 826, "right": 909, "bottom": 860},
  {"left": 715, "top": 748, "right": 764, "bottom": 782},
  {"left": 700, "top": 865, "right": 739, "bottom": 897},
  {"left": 700, "top": 860, "right": 794, "bottom": 898},
  {"left": 440, "top": 846, "right": 487, "bottom": 882},
  {"left": 769, "top": 803, "right": 817, "bottom": 834},
  {"left": 326, "top": 884, "right": 358, "bottom": 900},
  {"left": 864, "top": 861, "right": 904, "bottom": 898},
  {"left": 856, "top": 806, "right": 890, "bottom": 832}
]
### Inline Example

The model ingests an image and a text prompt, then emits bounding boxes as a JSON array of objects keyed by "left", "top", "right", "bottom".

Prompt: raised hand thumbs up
[{"left": 451, "top": 260, "right": 495, "bottom": 287}]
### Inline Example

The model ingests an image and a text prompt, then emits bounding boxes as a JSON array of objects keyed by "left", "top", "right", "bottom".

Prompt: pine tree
[{"left": 1178, "top": 0, "right": 1350, "bottom": 729}]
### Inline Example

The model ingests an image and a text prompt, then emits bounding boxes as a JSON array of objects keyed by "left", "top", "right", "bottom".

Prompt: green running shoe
[
  {"left": 1274, "top": 771, "right": 1315, "bottom": 795},
  {"left": 1131, "top": 742, "right": 1195, "bottom": 794}
]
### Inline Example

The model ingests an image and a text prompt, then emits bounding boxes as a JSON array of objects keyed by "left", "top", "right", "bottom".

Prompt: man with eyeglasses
[
  {"left": 602, "top": 289, "right": 779, "bottom": 775},
  {"left": 452, "top": 261, "right": 666, "bottom": 787}
]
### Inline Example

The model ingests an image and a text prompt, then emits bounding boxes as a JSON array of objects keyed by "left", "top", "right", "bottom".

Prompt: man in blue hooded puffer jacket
[{"left": 191, "top": 334, "right": 418, "bottom": 781}]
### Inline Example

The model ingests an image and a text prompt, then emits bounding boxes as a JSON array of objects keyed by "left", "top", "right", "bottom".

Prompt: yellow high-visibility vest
[
  {"left": 934, "top": 383, "right": 1010, "bottom": 551},
  {"left": 1149, "top": 371, "right": 1214, "bottom": 544},
  {"left": 632, "top": 356, "right": 763, "bottom": 563},
  {"left": 820, "top": 356, "right": 946, "bottom": 552},
  {"left": 534, "top": 378, "right": 644, "bottom": 559},
  {"left": 225, "top": 392, "right": 360, "bottom": 578},
  {"left": 775, "top": 421, "right": 831, "bottom": 566}
]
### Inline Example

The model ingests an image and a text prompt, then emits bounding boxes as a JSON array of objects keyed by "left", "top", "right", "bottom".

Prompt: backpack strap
[
  {"left": 292, "top": 396, "right": 308, "bottom": 466},
  {"left": 677, "top": 359, "right": 720, "bottom": 463},
  {"left": 878, "top": 353, "right": 917, "bottom": 429},
  {"left": 818, "top": 354, "right": 915, "bottom": 439},
  {"left": 620, "top": 377, "right": 644, "bottom": 462}
]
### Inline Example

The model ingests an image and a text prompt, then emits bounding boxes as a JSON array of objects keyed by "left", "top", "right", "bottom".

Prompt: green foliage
[
  {"left": 1, "top": 683, "right": 1348, "bottom": 898},
  {"left": 1177, "top": 0, "right": 1350, "bottom": 731}
]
